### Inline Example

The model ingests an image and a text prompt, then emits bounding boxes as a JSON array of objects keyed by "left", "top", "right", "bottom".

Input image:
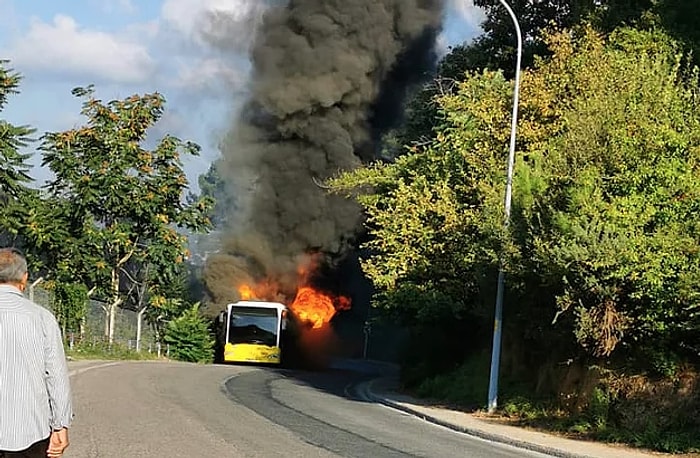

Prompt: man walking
[{"left": 0, "top": 248, "right": 73, "bottom": 457}]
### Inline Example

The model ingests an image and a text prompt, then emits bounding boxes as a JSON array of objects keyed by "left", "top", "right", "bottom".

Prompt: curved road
[{"left": 66, "top": 361, "right": 552, "bottom": 458}]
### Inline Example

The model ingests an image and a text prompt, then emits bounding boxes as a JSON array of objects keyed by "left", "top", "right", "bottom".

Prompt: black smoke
[{"left": 204, "top": 0, "right": 445, "bottom": 309}]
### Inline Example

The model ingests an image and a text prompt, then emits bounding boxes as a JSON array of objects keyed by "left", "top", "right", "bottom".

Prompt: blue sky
[{"left": 0, "top": 0, "right": 484, "bottom": 191}]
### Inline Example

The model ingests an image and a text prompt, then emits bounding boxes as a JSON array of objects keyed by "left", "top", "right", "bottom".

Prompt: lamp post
[{"left": 487, "top": 0, "right": 523, "bottom": 414}]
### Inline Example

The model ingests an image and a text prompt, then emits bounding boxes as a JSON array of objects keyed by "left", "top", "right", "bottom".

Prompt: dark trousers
[{"left": 0, "top": 438, "right": 50, "bottom": 458}]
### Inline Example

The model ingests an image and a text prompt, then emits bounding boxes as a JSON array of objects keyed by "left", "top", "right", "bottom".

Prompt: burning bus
[
  {"left": 217, "top": 301, "right": 288, "bottom": 365},
  {"left": 214, "top": 256, "right": 352, "bottom": 367}
]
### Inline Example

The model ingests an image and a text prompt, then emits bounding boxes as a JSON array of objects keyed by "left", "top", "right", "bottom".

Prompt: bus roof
[{"left": 227, "top": 301, "right": 287, "bottom": 311}]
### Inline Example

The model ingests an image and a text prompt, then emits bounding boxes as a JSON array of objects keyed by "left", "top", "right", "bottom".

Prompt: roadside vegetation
[
  {"left": 330, "top": 1, "right": 700, "bottom": 454},
  {"left": 66, "top": 340, "right": 162, "bottom": 361},
  {"left": 163, "top": 303, "right": 215, "bottom": 364},
  {"left": 0, "top": 61, "right": 215, "bottom": 365}
]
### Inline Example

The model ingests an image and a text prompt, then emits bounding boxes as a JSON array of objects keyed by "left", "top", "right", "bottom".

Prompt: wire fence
[{"left": 29, "top": 284, "right": 164, "bottom": 355}]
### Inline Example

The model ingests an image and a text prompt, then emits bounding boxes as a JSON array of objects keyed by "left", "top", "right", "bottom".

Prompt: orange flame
[
  {"left": 234, "top": 255, "right": 351, "bottom": 329},
  {"left": 238, "top": 285, "right": 255, "bottom": 300},
  {"left": 290, "top": 287, "right": 337, "bottom": 329}
]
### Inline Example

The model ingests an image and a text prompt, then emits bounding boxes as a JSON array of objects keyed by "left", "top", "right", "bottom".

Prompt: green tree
[
  {"left": 391, "top": 0, "right": 700, "bottom": 159},
  {"left": 142, "top": 262, "right": 194, "bottom": 343},
  {"left": 40, "top": 87, "right": 214, "bottom": 343},
  {"left": 333, "top": 55, "right": 524, "bottom": 322},
  {"left": 0, "top": 60, "right": 36, "bottom": 242},
  {"left": 52, "top": 282, "right": 88, "bottom": 336},
  {"left": 163, "top": 302, "right": 214, "bottom": 363},
  {"left": 0, "top": 63, "right": 84, "bottom": 292},
  {"left": 333, "top": 26, "right": 700, "bottom": 377},
  {"left": 195, "top": 160, "right": 229, "bottom": 228},
  {"left": 513, "top": 27, "right": 700, "bottom": 366},
  {"left": 658, "top": 0, "right": 700, "bottom": 67},
  {"left": 0, "top": 61, "right": 33, "bottom": 199},
  {"left": 466, "top": 0, "right": 662, "bottom": 75}
]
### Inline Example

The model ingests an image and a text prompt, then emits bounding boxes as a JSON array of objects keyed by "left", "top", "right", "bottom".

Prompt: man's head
[{"left": 0, "top": 248, "right": 29, "bottom": 290}]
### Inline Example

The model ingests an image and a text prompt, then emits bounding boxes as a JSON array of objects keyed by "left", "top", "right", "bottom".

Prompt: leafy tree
[
  {"left": 0, "top": 61, "right": 33, "bottom": 199},
  {"left": 514, "top": 27, "right": 700, "bottom": 366},
  {"left": 163, "top": 302, "right": 214, "bottom": 363},
  {"left": 0, "top": 62, "right": 84, "bottom": 296},
  {"left": 195, "top": 160, "right": 229, "bottom": 228},
  {"left": 466, "top": 0, "right": 663, "bottom": 75},
  {"left": 0, "top": 60, "right": 36, "bottom": 243},
  {"left": 143, "top": 264, "right": 194, "bottom": 343},
  {"left": 391, "top": 0, "right": 700, "bottom": 158},
  {"left": 335, "top": 57, "right": 528, "bottom": 323},
  {"left": 331, "top": 69, "right": 514, "bottom": 380},
  {"left": 39, "top": 87, "right": 214, "bottom": 343},
  {"left": 51, "top": 282, "right": 88, "bottom": 336},
  {"left": 333, "top": 26, "right": 700, "bottom": 380}
]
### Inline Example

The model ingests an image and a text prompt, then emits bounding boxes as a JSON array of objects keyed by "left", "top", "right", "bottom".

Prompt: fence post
[
  {"left": 28, "top": 277, "right": 44, "bottom": 303},
  {"left": 136, "top": 307, "right": 147, "bottom": 352}
]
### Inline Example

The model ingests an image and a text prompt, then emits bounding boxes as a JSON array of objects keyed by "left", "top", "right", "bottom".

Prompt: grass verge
[
  {"left": 410, "top": 358, "right": 700, "bottom": 454},
  {"left": 66, "top": 340, "right": 163, "bottom": 361}
]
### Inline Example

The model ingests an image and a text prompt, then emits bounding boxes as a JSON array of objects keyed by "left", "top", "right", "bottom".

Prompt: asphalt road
[{"left": 66, "top": 361, "right": 553, "bottom": 458}]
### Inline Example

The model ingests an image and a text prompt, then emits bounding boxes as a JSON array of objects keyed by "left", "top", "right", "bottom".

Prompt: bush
[
  {"left": 163, "top": 303, "right": 215, "bottom": 363},
  {"left": 413, "top": 353, "right": 490, "bottom": 410}
]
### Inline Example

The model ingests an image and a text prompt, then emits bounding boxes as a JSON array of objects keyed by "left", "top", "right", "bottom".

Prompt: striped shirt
[{"left": 0, "top": 284, "right": 73, "bottom": 451}]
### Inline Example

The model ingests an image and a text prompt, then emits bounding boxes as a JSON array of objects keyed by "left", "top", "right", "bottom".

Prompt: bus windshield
[{"left": 228, "top": 306, "right": 279, "bottom": 347}]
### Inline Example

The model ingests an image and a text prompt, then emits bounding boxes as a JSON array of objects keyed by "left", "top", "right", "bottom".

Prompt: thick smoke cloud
[{"left": 204, "top": 0, "right": 444, "bottom": 309}]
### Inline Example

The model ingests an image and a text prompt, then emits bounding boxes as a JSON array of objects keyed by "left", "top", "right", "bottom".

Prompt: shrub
[{"left": 163, "top": 302, "right": 214, "bottom": 363}]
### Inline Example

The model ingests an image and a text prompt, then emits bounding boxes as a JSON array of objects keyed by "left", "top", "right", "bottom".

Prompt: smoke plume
[{"left": 204, "top": 0, "right": 444, "bottom": 309}]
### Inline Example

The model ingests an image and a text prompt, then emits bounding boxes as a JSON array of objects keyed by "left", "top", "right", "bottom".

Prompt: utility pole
[{"left": 487, "top": 0, "right": 523, "bottom": 414}]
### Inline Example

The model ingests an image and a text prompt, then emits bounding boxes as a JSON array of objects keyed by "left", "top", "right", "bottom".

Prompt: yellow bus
[{"left": 218, "top": 301, "right": 288, "bottom": 365}]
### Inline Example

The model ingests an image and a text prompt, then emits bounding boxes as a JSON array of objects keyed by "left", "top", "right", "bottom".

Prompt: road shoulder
[{"left": 364, "top": 376, "right": 677, "bottom": 458}]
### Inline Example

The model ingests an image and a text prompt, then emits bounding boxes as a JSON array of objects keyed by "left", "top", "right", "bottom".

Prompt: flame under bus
[{"left": 220, "top": 301, "right": 288, "bottom": 365}]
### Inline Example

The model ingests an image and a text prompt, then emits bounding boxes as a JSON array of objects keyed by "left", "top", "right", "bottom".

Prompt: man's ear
[{"left": 21, "top": 272, "right": 29, "bottom": 288}]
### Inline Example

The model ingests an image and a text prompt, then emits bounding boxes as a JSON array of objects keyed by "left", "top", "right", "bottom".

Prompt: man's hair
[{"left": 0, "top": 248, "right": 28, "bottom": 283}]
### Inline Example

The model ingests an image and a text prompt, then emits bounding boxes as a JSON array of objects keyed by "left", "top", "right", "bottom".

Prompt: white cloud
[
  {"left": 2, "top": 1, "right": 258, "bottom": 96},
  {"left": 124, "top": 20, "right": 160, "bottom": 41},
  {"left": 449, "top": 0, "right": 486, "bottom": 30},
  {"left": 8, "top": 14, "right": 154, "bottom": 84}
]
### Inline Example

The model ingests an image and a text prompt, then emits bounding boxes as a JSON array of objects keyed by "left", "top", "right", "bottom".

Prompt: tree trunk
[{"left": 108, "top": 303, "right": 117, "bottom": 345}]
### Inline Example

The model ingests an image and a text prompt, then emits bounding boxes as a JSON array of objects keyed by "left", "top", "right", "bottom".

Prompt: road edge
[
  {"left": 362, "top": 377, "right": 596, "bottom": 458},
  {"left": 68, "top": 361, "right": 123, "bottom": 377}
]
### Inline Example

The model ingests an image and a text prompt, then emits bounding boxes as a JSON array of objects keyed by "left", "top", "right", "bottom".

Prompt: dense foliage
[
  {"left": 163, "top": 303, "right": 215, "bottom": 363},
  {"left": 0, "top": 61, "right": 38, "bottom": 246},
  {"left": 0, "top": 63, "right": 215, "bottom": 353},
  {"left": 332, "top": 26, "right": 700, "bottom": 451},
  {"left": 36, "top": 87, "right": 213, "bottom": 342},
  {"left": 51, "top": 282, "right": 89, "bottom": 335},
  {"left": 513, "top": 28, "right": 700, "bottom": 368},
  {"left": 0, "top": 61, "right": 33, "bottom": 199}
]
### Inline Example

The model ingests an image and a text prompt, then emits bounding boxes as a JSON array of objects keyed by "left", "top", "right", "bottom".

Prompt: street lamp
[{"left": 487, "top": 0, "right": 523, "bottom": 414}]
